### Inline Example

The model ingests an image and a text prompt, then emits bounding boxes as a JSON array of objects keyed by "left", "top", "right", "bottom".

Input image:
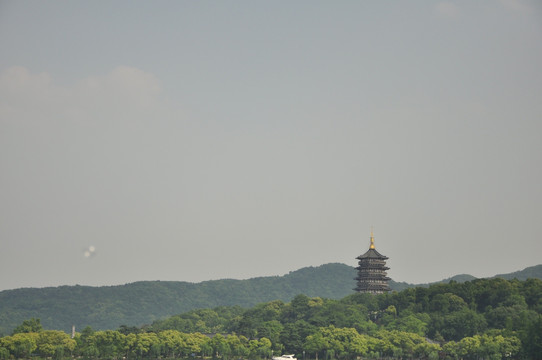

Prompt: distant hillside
[
  {"left": 409, "top": 264, "right": 542, "bottom": 288},
  {"left": 444, "top": 274, "right": 478, "bottom": 282},
  {"left": 0, "top": 263, "right": 540, "bottom": 335},
  {"left": 0, "top": 263, "right": 355, "bottom": 335},
  {"left": 494, "top": 264, "right": 542, "bottom": 281},
  {"left": 415, "top": 274, "right": 478, "bottom": 288}
]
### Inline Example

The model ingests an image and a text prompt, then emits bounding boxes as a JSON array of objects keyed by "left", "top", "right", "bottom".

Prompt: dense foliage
[
  {"left": 1, "top": 264, "right": 541, "bottom": 335},
  {"left": 1, "top": 277, "right": 541, "bottom": 359},
  {"left": 0, "top": 264, "right": 357, "bottom": 334}
]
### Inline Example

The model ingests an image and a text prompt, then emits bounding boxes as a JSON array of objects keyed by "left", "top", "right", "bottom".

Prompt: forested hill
[
  {"left": 1, "top": 263, "right": 541, "bottom": 335},
  {"left": 0, "top": 263, "right": 354, "bottom": 335},
  {"left": 494, "top": 264, "right": 542, "bottom": 280}
]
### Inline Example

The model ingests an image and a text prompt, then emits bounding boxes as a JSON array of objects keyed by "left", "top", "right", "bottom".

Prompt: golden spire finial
[{"left": 370, "top": 227, "right": 375, "bottom": 249}]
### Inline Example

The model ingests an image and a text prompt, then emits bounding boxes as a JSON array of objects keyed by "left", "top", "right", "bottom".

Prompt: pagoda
[{"left": 354, "top": 229, "right": 391, "bottom": 294}]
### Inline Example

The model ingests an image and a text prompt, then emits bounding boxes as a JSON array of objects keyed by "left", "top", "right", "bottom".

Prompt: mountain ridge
[{"left": 1, "top": 263, "right": 540, "bottom": 335}]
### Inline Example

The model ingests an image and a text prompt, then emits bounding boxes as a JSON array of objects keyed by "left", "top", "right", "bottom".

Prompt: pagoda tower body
[{"left": 354, "top": 230, "right": 391, "bottom": 294}]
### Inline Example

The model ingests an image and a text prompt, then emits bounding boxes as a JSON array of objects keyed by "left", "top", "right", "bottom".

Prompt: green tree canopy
[{"left": 12, "top": 318, "right": 43, "bottom": 335}]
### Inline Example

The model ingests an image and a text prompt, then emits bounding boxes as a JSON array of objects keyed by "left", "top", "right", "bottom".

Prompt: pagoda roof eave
[{"left": 356, "top": 248, "right": 388, "bottom": 259}]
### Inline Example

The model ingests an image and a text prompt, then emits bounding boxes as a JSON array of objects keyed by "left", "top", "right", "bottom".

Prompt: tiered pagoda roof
[{"left": 354, "top": 229, "right": 391, "bottom": 294}]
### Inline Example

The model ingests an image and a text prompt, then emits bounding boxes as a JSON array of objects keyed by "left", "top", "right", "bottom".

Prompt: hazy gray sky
[{"left": 1, "top": 1, "right": 541, "bottom": 291}]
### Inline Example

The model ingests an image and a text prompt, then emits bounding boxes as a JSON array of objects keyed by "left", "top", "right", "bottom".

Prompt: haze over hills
[{"left": 0, "top": 263, "right": 540, "bottom": 335}]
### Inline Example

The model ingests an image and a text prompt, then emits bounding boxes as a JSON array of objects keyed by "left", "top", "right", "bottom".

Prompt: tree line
[
  {"left": 1, "top": 277, "right": 541, "bottom": 359},
  {"left": 2, "top": 264, "right": 541, "bottom": 335},
  {"left": 0, "top": 264, "right": 361, "bottom": 334}
]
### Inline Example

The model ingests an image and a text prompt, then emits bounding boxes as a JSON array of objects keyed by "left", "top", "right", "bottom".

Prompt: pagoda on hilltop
[{"left": 354, "top": 229, "right": 391, "bottom": 294}]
